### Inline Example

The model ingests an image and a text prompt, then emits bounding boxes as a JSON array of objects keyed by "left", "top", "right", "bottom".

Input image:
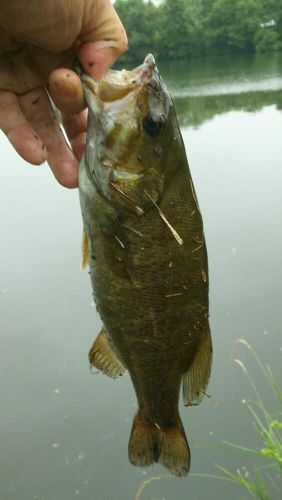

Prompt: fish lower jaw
[
  {"left": 110, "top": 168, "right": 144, "bottom": 182},
  {"left": 100, "top": 159, "right": 144, "bottom": 182},
  {"left": 98, "top": 156, "right": 144, "bottom": 181}
]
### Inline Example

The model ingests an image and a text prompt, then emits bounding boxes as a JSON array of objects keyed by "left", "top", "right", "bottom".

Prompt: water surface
[{"left": 1, "top": 53, "right": 281, "bottom": 499}]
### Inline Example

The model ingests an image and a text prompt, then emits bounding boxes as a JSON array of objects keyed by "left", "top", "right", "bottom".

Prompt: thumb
[{"left": 79, "top": 0, "right": 128, "bottom": 79}]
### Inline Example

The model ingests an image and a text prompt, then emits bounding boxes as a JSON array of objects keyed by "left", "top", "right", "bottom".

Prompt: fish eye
[{"left": 142, "top": 115, "right": 164, "bottom": 137}]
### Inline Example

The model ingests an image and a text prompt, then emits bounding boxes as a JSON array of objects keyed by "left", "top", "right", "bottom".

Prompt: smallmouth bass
[{"left": 77, "top": 54, "right": 212, "bottom": 476}]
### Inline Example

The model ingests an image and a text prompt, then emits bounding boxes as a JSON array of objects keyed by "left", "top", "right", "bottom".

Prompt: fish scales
[{"left": 77, "top": 54, "right": 212, "bottom": 477}]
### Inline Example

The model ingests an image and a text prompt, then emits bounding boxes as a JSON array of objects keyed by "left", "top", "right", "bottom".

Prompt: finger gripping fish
[{"left": 77, "top": 54, "right": 212, "bottom": 477}]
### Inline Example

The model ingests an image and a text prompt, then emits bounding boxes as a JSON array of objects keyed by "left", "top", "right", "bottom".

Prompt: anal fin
[
  {"left": 182, "top": 323, "right": 212, "bottom": 406},
  {"left": 89, "top": 328, "right": 126, "bottom": 379}
]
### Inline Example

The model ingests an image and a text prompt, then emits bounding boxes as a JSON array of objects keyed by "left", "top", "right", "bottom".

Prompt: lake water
[{"left": 1, "top": 53, "right": 281, "bottom": 500}]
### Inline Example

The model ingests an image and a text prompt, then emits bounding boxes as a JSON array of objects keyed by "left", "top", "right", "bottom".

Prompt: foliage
[
  {"left": 114, "top": 0, "right": 158, "bottom": 62},
  {"left": 254, "top": 28, "right": 282, "bottom": 52},
  {"left": 196, "top": 339, "right": 282, "bottom": 499},
  {"left": 114, "top": 0, "right": 282, "bottom": 63}
]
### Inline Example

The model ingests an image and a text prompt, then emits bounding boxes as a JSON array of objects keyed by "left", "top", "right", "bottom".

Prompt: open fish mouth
[
  {"left": 76, "top": 54, "right": 157, "bottom": 106},
  {"left": 99, "top": 54, "right": 156, "bottom": 103}
]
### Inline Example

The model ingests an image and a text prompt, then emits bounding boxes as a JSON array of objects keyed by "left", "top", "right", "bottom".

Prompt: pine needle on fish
[{"left": 144, "top": 191, "right": 183, "bottom": 246}]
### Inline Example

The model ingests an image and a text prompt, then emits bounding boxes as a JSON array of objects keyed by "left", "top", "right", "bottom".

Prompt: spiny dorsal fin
[
  {"left": 182, "top": 324, "right": 212, "bottom": 406},
  {"left": 81, "top": 229, "right": 89, "bottom": 270},
  {"left": 89, "top": 328, "right": 126, "bottom": 379}
]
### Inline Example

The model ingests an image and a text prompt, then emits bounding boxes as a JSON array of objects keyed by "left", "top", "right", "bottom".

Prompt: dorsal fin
[{"left": 81, "top": 229, "right": 89, "bottom": 270}]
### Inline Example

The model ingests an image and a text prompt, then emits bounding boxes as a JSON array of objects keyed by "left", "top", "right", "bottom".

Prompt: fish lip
[
  {"left": 144, "top": 53, "right": 155, "bottom": 65},
  {"left": 143, "top": 53, "right": 156, "bottom": 70}
]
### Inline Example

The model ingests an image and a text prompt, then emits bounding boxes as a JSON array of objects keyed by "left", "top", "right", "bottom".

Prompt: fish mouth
[{"left": 79, "top": 54, "right": 157, "bottom": 105}]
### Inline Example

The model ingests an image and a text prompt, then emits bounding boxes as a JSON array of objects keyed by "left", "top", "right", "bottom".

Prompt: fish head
[{"left": 80, "top": 54, "right": 182, "bottom": 214}]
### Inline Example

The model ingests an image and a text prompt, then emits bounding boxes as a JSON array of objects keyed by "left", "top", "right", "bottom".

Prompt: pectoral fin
[
  {"left": 182, "top": 324, "right": 212, "bottom": 406},
  {"left": 81, "top": 229, "right": 89, "bottom": 270},
  {"left": 89, "top": 328, "right": 126, "bottom": 379}
]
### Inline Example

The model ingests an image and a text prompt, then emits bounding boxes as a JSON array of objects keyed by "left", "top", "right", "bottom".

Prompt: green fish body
[{"left": 78, "top": 55, "right": 212, "bottom": 476}]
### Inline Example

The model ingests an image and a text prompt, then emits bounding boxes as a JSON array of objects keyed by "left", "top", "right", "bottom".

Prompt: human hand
[{"left": 0, "top": 0, "right": 127, "bottom": 187}]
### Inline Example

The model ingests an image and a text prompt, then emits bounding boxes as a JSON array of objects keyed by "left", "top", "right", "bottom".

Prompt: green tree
[
  {"left": 157, "top": 0, "right": 192, "bottom": 60},
  {"left": 254, "top": 0, "right": 282, "bottom": 51},
  {"left": 228, "top": 0, "right": 260, "bottom": 52},
  {"left": 115, "top": 0, "right": 158, "bottom": 63},
  {"left": 203, "top": 0, "right": 260, "bottom": 53},
  {"left": 114, "top": 0, "right": 282, "bottom": 63},
  {"left": 183, "top": 0, "right": 208, "bottom": 56}
]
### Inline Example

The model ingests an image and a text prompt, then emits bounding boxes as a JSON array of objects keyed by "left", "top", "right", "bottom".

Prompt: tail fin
[{"left": 128, "top": 412, "right": 190, "bottom": 476}]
